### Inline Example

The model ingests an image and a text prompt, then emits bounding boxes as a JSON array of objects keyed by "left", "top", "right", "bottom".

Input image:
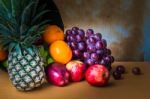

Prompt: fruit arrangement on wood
[{"left": 0, "top": 0, "right": 142, "bottom": 92}]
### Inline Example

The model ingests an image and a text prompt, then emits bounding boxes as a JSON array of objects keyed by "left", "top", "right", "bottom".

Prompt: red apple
[
  {"left": 85, "top": 64, "right": 110, "bottom": 86},
  {"left": 45, "top": 63, "right": 70, "bottom": 86},
  {"left": 66, "top": 60, "right": 86, "bottom": 82}
]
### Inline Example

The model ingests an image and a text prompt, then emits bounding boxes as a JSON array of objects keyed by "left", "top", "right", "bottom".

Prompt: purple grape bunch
[{"left": 65, "top": 27, "right": 114, "bottom": 70}]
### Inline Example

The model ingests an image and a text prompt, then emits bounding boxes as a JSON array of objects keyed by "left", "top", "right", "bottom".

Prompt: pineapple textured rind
[{"left": 8, "top": 48, "right": 46, "bottom": 91}]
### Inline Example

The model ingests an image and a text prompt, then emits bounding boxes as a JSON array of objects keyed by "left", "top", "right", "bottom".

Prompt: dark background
[{"left": 52, "top": 0, "right": 150, "bottom": 61}]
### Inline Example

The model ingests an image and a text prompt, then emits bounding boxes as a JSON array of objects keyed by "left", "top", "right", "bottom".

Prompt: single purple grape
[
  {"left": 112, "top": 71, "right": 122, "bottom": 80},
  {"left": 72, "top": 27, "right": 79, "bottom": 31},
  {"left": 67, "top": 42, "right": 71, "bottom": 47},
  {"left": 110, "top": 56, "right": 115, "bottom": 63},
  {"left": 104, "top": 56, "right": 112, "bottom": 64},
  {"left": 69, "top": 36, "right": 76, "bottom": 42},
  {"left": 106, "top": 49, "right": 111, "bottom": 55},
  {"left": 70, "top": 42, "right": 77, "bottom": 49},
  {"left": 86, "top": 29, "right": 94, "bottom": 37},
  {"left": 95, "top": 61, "right": 99, "bottom": 64},
  {"left": 91, "top": 53, "right": 99, "bottom": 61},
  {"left": 87, "top": 29, "right": 94, "bottom": 33},
  {"left": 102, "top": 39, "right": 107, "bottom": 48},
  {"left": 66, "top": 30, "right": 72, "bottom": 35},
  {"left": 100, "top": 59, "right": 107, "bottom": 66},
  {"left": 76, "top": 35, "right": 82, "bottom": 42},
  {"left": 95, "top": 33, "right": 102, "bottom": 40},
  {"left": 72, "top": 30, "right": 77, "bottom": 35},
  {"left": 73, "top": 50, "right": 81, "bottom": 57},
  {"left": 96, "top": 49, "right": 104, "bottom": 56},
  {"left": 116, "top": 65, "right": 126, "bottom": 74},
  {"left": 132, "top": 67, "right": 141, "bottom": 75},
  {"left": 78, "top": 42, "right": 86, "bottom": 51},
  {"left": 87, "top": 44, "right": 96, "bottom": 52},
  {"left": 86, "top": 59, "right": 95, "bottom": 66},
  {"left": 99, "top": 60, "right": 110, "bottom": 69},
  {"left": 66, "top": 36, "right": 70, "bottom": 41},
  {"left": 96, "top": 41, "right": 104, "bottom": 49},
  {"left": 78, "top": 29, "right": 85, "bottom": 38},
  {"left": 86, "top": 39, "right": 90, "bottom": 44},
  {"left": 96, "top": 50, "right": 101, "bottom": 54},
  {"left": 89, "top": 36, "right": 96, "bottom": 43},
  {"left": 83, "top": 52, "right": 91, "bottom": 59}
]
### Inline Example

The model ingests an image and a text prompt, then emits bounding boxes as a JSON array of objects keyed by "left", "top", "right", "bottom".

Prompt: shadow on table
[{"left": 88, "top": 81, "right": 116, "bottom": 88}]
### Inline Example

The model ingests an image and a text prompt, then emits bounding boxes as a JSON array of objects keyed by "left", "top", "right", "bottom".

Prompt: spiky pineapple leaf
[
  {"left": 32, "top": 0, "right": 39, "bottom": 17},
  {"left": 31, "top": 10, "right": 50, "bottom": 25},
  {"left": 0, "top": 0, "right": 21, "bottom": 38},
  {"left": 22, "top": 25, "right": 40, "bottom": 43},
  {"left": 0, "top": 1, "right": 11, "bottom": 23},
  {"left": 0, "top": 37, "right": 12, "bottom": 50},
  {"left": 0, "top": 0, "right": 11, "bottom": 18},
  {"left": 0, "top": 0, "right": 51, "bottom": 52},
  {"left": 20, "top": 1, "right": 35, "bottom": 34},
  {"left": 11, "top": 0, "right": 19, "bottom": 17},
  {"left": 24, "top": 26, "right": 47, "bottom": 47},
  {"left": 0, "top": 23, "right": 12, "bottom": 35},
  {"left": 23, "top": 19, "right": 50, "bottom": 38},
  {"left": 37, "top": 3, "right": 47, "bottom": 12},
  {"left": 13, "top": 43, "right": 23, "bottom": 55},
  {"left": 8, "top": 42, "right": 16, "bottom": 53}
]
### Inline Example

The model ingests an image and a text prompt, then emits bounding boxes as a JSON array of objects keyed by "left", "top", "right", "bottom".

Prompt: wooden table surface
[{"left": 0, "top": 62, "right": 150, "bottom": 99}]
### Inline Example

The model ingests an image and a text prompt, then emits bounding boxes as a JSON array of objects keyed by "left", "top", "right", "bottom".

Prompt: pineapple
[{"left": 0, "top": 0, "right": 50, "bottom": 91}]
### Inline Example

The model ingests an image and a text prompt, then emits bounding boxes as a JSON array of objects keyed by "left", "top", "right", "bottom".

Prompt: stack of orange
[{"left": 43, "top": 25, "right": 72, "bottom": 64}]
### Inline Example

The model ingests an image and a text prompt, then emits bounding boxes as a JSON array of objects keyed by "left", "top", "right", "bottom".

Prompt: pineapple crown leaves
[
  {"left": 0, "top": 0, "right": 53, "bottom": 52},
  {"left": 11, "top": 43, "right": 40, "bottom": 56}
]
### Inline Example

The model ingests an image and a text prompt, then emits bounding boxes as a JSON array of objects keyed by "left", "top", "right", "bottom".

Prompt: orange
[
  {"left": 43, "top": 25, "right": 64, "bottom": 44},
  {"left": 49, "top": 40, "right": 72, "bottom": 64},
  {"left": 0, "top": 49, "right": 7, "bottom": 61}
]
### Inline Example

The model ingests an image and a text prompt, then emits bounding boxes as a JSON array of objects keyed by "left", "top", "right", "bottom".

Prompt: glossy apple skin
[
  {"left": 66, "top": 60, "right": 86, "bottom": 82},
  {"left": 85, "top": 64, "right": 110, "bottom": 86},
  {"left": 46, "top": 63, "right": 70, "bottom": 86}
]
